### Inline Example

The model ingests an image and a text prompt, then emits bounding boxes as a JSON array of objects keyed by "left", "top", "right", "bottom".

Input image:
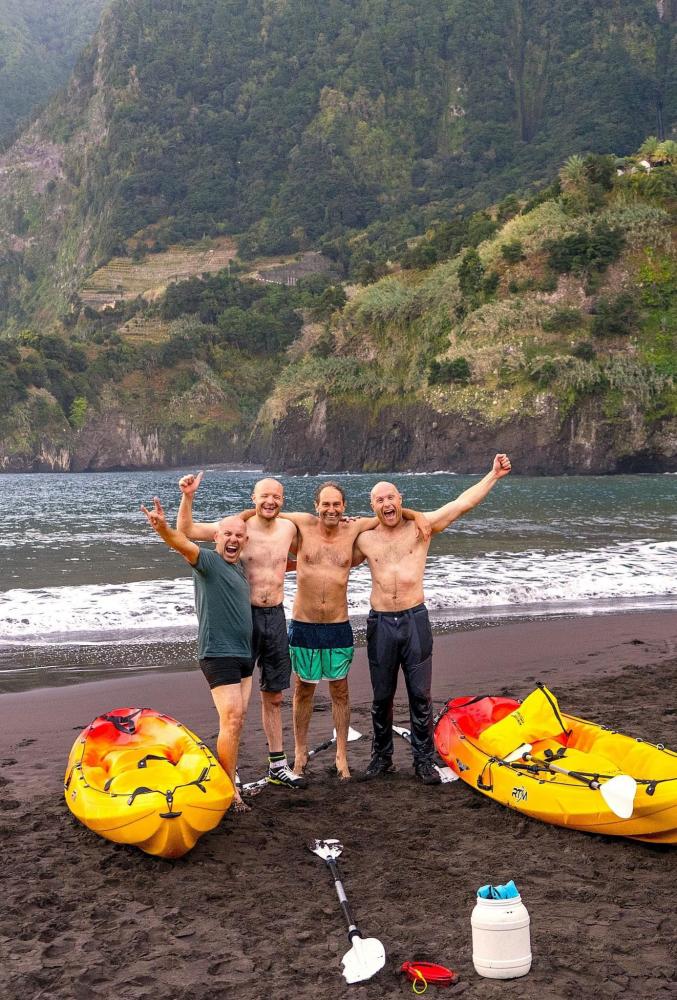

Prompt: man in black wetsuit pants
[{"left": 353, "top": 455, "right": 512, "bottom": 784}]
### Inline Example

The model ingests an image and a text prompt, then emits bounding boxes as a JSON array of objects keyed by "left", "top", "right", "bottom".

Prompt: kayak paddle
[
  {"left": 242, "top": 727, "right": 362, "bottom": 792},
  {"left": 308, "top": 726, "right": 363, "bottom": 761},
  {"left": 513, "top": 750, "right": 637, "bottom": 819},
  {"left": 309, "top": 839, "right": 386, "bottom": 984},
  {"left": 392, "top": 725, "right": 458, "bottom": 783}
]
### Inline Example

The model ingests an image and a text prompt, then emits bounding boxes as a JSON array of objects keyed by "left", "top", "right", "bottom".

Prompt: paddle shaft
[
  {"left": 308, "top": 735, "right": 335, "bottom": 759},
  {"left": 242, "top": 730, "right": 360, "bottom": 791},
  {"left": 524, "top": 754, "right": 604, "bottom": 789},
  {"left": 325, "top": 858, "right": 360, "bottom": 941}
]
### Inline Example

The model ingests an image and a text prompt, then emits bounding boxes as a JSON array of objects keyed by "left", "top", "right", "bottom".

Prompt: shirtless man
[
  {"left": 277, "top": 483, "right": 430, "bottom": 780},
  {"left": 354, "top": 454, "right": 512, "bottom": 785},
  {"left": 141, "top": 501, "right": 252, "bottom": 812},
  {"left": 177, "top": 474, "right": 306, "bottom": 789}
]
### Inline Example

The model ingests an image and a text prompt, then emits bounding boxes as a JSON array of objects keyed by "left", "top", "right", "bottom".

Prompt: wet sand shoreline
[
  {"left": 2, "top": 610, "right": 676, "bottom": 999},
  {"left": 1, "top": 605, "right": 675, "bottom": 697}
]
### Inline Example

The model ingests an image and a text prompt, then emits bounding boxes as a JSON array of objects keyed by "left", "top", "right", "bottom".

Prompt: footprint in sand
[{"left": 43, "top": 940, "right": 75, "bottom": 959}]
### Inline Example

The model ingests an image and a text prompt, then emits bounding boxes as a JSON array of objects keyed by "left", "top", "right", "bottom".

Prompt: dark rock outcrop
[{"left": 247, "top": 396, "right": 677, "bottom": 475}]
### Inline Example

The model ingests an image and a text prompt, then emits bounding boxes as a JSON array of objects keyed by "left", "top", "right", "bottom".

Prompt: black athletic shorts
[
  {"left": 199, "top": 656, "right": 254, "bottom": 689},
  {"left": 251, "top": 604, "right": 292, "bottom": 693}
]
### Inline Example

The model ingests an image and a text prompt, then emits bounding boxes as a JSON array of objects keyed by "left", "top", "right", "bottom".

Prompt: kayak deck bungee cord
[
  {"left": 434, "top": 685, "right": 677, "bottom": 843},
  {"left": 64, "top": 707, "right": 234, "bottom": 858}
]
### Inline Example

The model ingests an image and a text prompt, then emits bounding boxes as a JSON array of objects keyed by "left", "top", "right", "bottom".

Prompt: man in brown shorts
[{"left": 177, "top": 473, "right": 306, "bottom": 789}]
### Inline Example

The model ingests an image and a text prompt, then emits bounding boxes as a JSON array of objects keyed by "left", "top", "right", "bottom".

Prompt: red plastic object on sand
[{"left": 401, "top": 961, "right": 458, "bottom": 992}]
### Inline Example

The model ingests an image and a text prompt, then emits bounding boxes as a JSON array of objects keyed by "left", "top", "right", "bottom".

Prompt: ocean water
[{"left": 1, "top": 468, "right": 675, "bottom": 690}]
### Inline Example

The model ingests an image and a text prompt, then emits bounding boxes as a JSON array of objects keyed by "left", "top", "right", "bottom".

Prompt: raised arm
[
  {"left": 176, "top": 471, "right": 220, "bottom": 541},
  {"left": 141, "top": 497, "right": 200, "bottom": 565},
  {"left": 425, "top": 454, "right": 512, "bottom": 533}
]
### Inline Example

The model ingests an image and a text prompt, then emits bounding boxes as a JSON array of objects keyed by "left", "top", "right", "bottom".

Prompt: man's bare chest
[
  {"left": 243, "top": 533, "right": 290, "bottom": 570},
  {"left": 299, "top": 537, "right": 353, "bottom": 570},
  {"left": 362, "top": 531, "right": 422, "bottom": 568}
]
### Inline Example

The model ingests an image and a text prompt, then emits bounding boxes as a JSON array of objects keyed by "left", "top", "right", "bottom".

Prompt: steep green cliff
[
  {"left": 0, "top": 145, "right": 674, "bottom": 473},
  {"left": 0, "top": 2, "right": 674, "bottom": 472},
  {"left": 0, "top": 0, "right": 107, "bottom": 145}
]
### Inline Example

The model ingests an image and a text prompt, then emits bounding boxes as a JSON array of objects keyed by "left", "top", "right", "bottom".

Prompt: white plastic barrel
[{"left": 471, "top": 894, "right": 532, "bottom": 979}]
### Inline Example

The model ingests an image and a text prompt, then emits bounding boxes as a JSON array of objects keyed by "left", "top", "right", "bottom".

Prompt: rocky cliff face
[
  {"left": 1, "top": 393, "right": 674, "bottom": 474},
  {"left": 247, "top": 396, "right": 677, "bottom": 475},
  {"left": 0, "top": 409, "right": 240, "bottom": 472}
]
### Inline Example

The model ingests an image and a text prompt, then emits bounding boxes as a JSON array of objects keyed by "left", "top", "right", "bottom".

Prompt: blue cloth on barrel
[{"left": 477, "top": 879, "right": 520, "bottom": 899}]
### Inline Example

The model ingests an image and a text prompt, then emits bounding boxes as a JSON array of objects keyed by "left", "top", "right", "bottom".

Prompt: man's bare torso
[
  {"left": 241, "top": 516, "right": 297, "bottom": 607},
  {"left": 293, "top": 521, "right": 363, "bottom": 623},
  {"left": 356, "top": 521, "right": 430, "bottom": 612}
]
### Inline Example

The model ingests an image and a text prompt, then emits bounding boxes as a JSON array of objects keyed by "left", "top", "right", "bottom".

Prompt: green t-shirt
[{"left": 192, "top": 548, "right": 252, "bottom": 660}]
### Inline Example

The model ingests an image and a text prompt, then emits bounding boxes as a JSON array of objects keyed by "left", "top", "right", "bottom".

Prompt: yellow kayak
[
  {"left": 64, "top": 707, "right": 234, "bottom": 858},
  {"left": 434, "top": 686, "right": 677, "bottom": 843}
]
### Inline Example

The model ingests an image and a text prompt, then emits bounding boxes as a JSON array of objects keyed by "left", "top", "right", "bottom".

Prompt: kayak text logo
[{"left": 511, "top": 785, "right": 528, "bottom": 803}]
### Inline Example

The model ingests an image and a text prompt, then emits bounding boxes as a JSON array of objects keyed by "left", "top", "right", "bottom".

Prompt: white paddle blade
[
  {"left": 332, "top": 727, "right": 363, "bottom": 742},
  {"left": 341, "top": 935, "right": 386, "bottom": 984},
  {"left": 601, "top": 774, "right": 637, "bottom": 820},
  {"left": 504, "top": 743, "right": 533, "bottom": 763},
  {"left": 393, "top": 725, "right": 411, "bottom": 740},
  {"left": 308, "top": 838, "right": 343, "bottom": 861}
]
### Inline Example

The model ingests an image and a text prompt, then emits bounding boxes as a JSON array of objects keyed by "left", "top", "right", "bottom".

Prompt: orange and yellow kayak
[
  {"left": 434, "top": 688, "right": 677, "bottom": 844},
  {"left": 64, "top": 707, "right": 233, "bottom": 858}
]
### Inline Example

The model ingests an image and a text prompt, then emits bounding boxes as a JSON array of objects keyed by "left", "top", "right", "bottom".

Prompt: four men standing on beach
[{"left": 143, "top": 455, "right": 511, "bottom": 801}]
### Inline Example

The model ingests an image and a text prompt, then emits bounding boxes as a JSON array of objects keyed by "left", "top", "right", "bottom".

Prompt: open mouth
[{"left": 225, "top": 543, "right": 240, "bottom": 556}]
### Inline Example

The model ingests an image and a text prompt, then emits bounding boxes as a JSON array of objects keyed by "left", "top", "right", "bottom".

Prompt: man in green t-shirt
[{"left": 141, "top": 497, "right": 253, "bottom": 812}]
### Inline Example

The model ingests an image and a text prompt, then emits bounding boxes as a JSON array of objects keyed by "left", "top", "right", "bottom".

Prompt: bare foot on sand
[
  {"left": 335, "top": 757, "right": 351, "bottom": 780},
  {"left": 230, "top": 794, "right": 251, "bottom": 814},
  {"left": 293, "top": 750, "right": 308, "bottom": 775}
]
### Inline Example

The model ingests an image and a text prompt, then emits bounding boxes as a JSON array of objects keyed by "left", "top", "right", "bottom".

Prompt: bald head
[
  {"left": 252, "top": 477, "right": 284, "bottom": 520},
  {"left": 370, "top": 481, "right": 403, "bottom": 527},
  {"left": 218, "top": 514, "right": 246, "bottom": 532},
  {"left": 370, "top": 481, "right": 398, "bottom": 502},
  {"left": 214, "top": 515, "right": 247, "bottom": 563}
]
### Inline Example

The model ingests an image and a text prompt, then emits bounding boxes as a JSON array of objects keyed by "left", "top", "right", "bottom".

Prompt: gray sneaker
[{"left": 267, "top": 763, "right": 308, "bottom": 789}]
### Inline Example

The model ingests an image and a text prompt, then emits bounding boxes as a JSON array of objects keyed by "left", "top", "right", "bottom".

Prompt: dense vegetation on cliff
[
  {"left": 0, "top": 0, "right": 674, "bottom": 328},
  {"left": 0, "top": 1, "right": 674, "bottom": 471},
  {"left": 263, "top": 147, "right": 676, "bottom": 462},
  {"left": 0, "top": 0, "right": 107, "bottom": 145},
  {"left": 0, "top": 142, "right": 674, "bottom": 471}
]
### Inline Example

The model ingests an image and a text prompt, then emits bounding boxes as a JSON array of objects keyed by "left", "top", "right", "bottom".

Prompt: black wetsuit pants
[{"left": 366, "top": 603, "right": 434, "bottom": 764}]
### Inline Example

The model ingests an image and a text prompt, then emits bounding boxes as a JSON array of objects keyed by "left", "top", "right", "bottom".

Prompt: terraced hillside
[{"left": 79, "top": 238, "right": 237, "bottom": 310}]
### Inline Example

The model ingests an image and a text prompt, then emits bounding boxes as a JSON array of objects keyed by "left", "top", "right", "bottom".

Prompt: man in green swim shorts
[{"left": 279, "top": 482, "right": 429, "bottom": 779}]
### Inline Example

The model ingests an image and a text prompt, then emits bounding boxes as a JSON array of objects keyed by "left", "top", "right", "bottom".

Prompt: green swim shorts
[{"left": 288, "top": 620, "right": 354, "bottom": 683}]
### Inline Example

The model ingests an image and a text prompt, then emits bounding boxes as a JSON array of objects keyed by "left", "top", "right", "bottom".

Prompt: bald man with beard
[
  {"left": 177, "top": 473, "right": 306, "bottom": 790},
  {"left": 354, "top": 454, "right": 512, "bottom": 785}
]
